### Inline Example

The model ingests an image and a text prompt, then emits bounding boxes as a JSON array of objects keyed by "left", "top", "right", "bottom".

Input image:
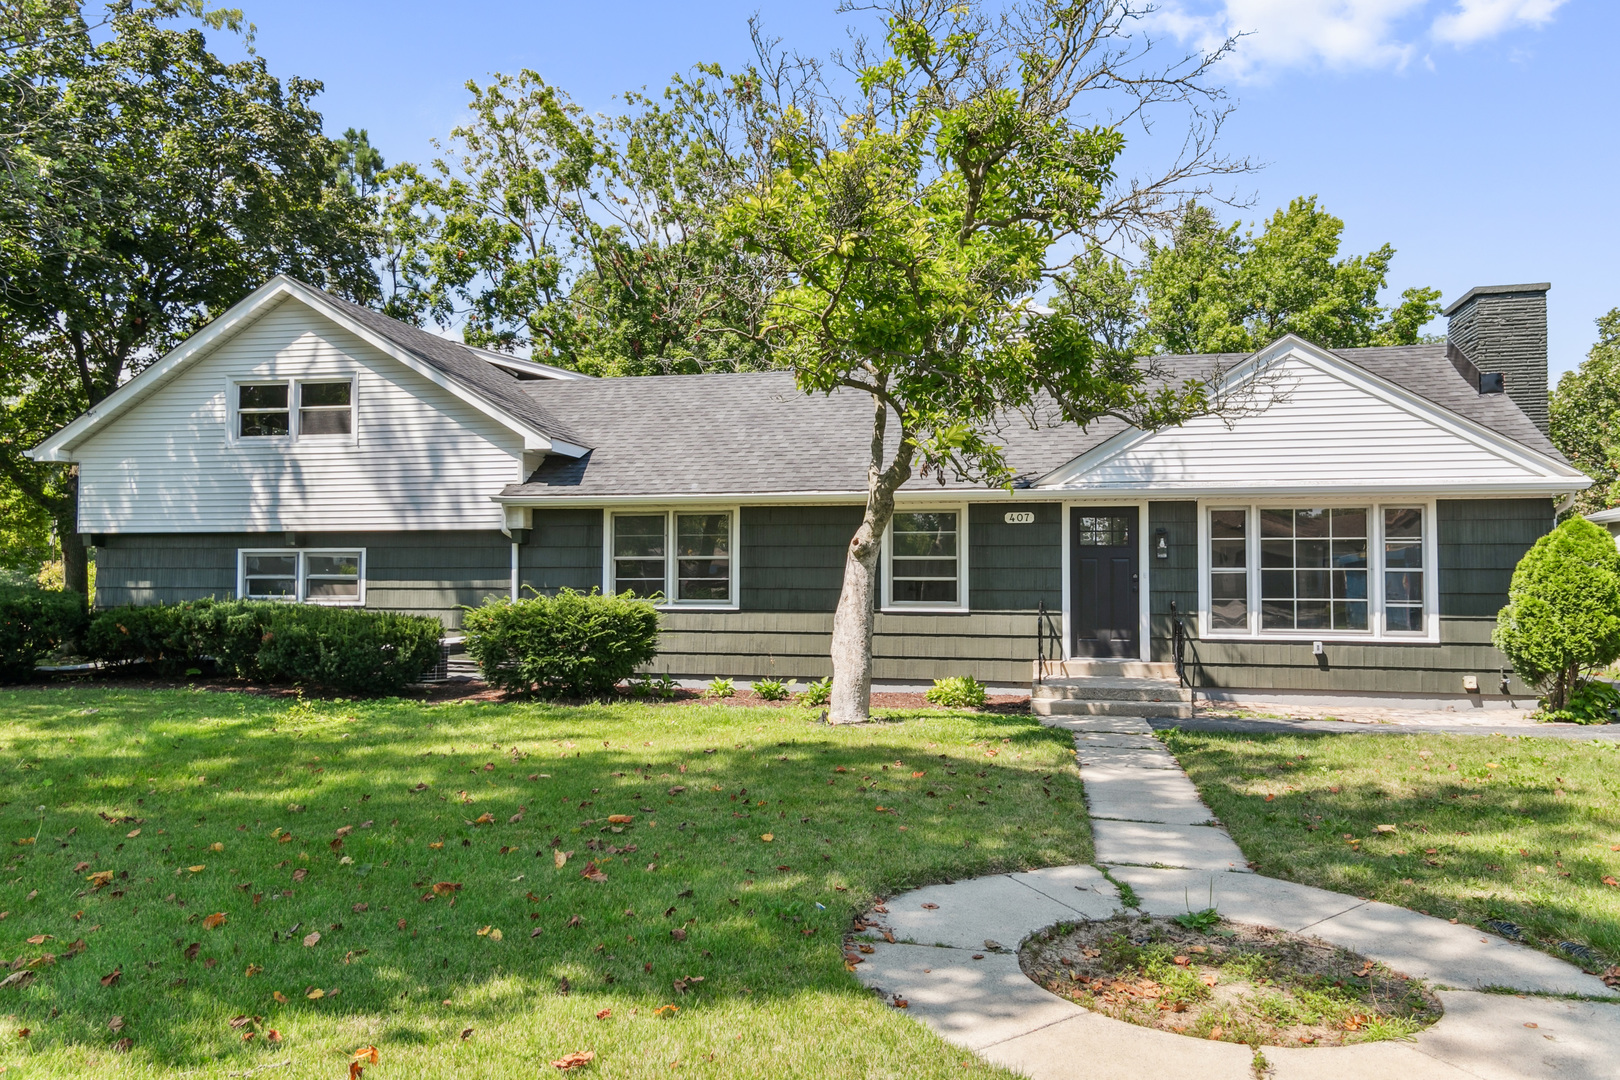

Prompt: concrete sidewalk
[{"left": 850, "top": 713, "right": 1620, "bottom": 1079}]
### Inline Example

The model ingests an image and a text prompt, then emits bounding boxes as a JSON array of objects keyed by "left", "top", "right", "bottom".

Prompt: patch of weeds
[{"left": 1021, "top": 916, "right": 1440, "bottom": 1048}]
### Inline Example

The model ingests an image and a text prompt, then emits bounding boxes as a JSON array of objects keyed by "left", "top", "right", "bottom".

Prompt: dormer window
[{"left": 235, "top": 378, "right": 355, "bottom": 441}]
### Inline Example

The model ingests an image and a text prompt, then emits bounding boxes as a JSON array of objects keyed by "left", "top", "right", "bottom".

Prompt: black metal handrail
[
  {"left": 1035, "top": 599, "right": 1063, "bottom": 684},
  {"left": 1168, "top": 600, "right": 1188, "bottom": 689}
]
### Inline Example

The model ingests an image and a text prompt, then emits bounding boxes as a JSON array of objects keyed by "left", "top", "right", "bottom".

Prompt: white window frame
[
  {"left": 228, "top": 375, "right": 358, "bottom": 446},
  {"left": 882, "top": 504, "right": 970, "bottom": 613},
  {"left": 1195, "top": 498, "right": 1439, "bottom": 643},
  {"left": 237, "top": 548, "right": 367, "bottom": 606},
  {"left": 603, "top": 508, "right": 740, "bottom": 611}
]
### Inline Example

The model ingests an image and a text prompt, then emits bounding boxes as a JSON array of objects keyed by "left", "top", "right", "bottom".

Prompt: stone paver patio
[{"left": 850, "top": 713, "right": 1620, "bottom": 1079}]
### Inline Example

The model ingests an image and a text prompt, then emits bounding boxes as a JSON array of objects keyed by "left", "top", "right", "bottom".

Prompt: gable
[
  {"left": 1039, "top": 341, "right": 1587, "bottom": 495},
  {"left": 72, "top": 295, "right": 527, "bottom": 533}
]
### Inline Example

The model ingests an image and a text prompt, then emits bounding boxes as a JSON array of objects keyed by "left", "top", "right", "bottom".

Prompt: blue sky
[{"left": 219, "top": 0, "right": 1614, "bottom": 377}]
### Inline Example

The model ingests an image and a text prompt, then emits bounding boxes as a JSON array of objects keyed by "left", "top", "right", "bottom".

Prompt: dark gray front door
[{"left": 1071, "top": 507, "right": 1139, "bottom": 657}]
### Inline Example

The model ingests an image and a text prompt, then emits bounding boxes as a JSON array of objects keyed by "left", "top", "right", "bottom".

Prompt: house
[{"left": 30, "top": 276, "right": 1588, "bottom": 707}]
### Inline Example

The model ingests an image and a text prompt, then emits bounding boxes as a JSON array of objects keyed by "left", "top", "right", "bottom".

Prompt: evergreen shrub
[
  {"left": 86, "top": 600, "right": 443, "bottom": 694},
  {"left": 0, "top": 585, "right": 88, "bottom": 682},
  {"left": 1494, "top": 515, "right": 1620, "bottom": 714},
  {"left": 461, "top": 588, "right": 659, "bottom": 698},
  {"left": 925, "top": 676, "right": 988, "bottom": 708}
]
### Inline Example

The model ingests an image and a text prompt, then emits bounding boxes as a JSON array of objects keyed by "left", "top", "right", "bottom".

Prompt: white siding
[
  {"left": 76, "top": 297, "right": 523, "bottom": 532},
  {"left": 1058, "top": 354, "right": 1560, "bottom": 491}
]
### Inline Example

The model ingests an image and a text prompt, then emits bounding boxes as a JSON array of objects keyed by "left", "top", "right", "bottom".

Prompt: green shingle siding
[
  {"left": 740, "top": 505, "right": 860, "bottom": 611},
  {"left": 1147, "top": 501, "right": 1198, "bottom": 663},
  {"left": 518, "top": 509, "right": 603, "bottom": 596},
  {"left": 968, "top": 503, "right": 1061, "bottom": 611}
]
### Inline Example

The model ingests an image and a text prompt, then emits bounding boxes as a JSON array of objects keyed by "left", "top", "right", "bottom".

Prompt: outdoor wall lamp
[{"left": 1154, "top": 527, "right": 1169, "bottom": 559}]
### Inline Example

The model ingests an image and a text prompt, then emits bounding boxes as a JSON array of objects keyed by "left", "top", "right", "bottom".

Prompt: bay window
[
  {"left": 610, "top": 510, "right": 735, "bottom": 607},
  {"left": 1203, "top": 504, "right": 1430, "bottom": 638}
]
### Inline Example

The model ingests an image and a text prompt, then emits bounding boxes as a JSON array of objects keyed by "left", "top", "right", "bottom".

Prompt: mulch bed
[
  {"left": 1020, "top": 915, "right": 1441, "bottom": 1048},
  {"left": 20, "top": 667, "right": 1030, "bottom": 712}
]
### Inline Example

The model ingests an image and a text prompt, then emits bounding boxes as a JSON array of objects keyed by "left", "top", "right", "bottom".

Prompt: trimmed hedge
[
  {"left": 85, "top": 599, "right": 443, "bottom": 695},
  {"left": 0, "top": 586, "right": 88, "bottom": 683},
  {"left": 462, "top": 588, "right": 659, "bottom": 698}
]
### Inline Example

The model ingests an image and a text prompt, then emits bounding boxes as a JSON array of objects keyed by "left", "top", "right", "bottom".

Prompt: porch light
[{"left": 1154, "top": 527, "right": 1169, "bottom": 559}]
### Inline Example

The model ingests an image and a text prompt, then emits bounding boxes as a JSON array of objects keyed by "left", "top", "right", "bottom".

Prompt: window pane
[
  {"left": 1334, "top": 601, "right": 1369, "bottom": 631},
  {"left": 1261, "top": 600, "right": 1294, "bottom": 629},
  {"left": 300, "top": 382, "right": 351, "bottom": 408},
  {"left": 1296, "top": 539, "right": 1330, "bottom": 569},
  {"left": 1385, "top": 541, "right": 1423, "bottom": 568},
  {"left": 1296, "top": 570, "right": 1330, "bottom": 599},
  {"left": 245, "top": 554, "right": 297, "bottom": 577},
  {"left": 1331, "top": 508, "right": 1367, "bottom": 537},
  {"left": 239, "top": 384, "right": 288, "bottom": 410},
  {"left": 1260, "top": 569, "right": 1293, "bottom": 598},
  {"left": 1211, "top": 539, "right": 1246, "bottom": 569},
  {"left": 893, "top": 558, "right": 958, "bottom": 579},
  {"left": 676, "top": 558, "right": 729, "bottom": 601},
  {"left": 676, "top": 514, "right": 730, "bottom": 558},
  {"left": 240, "top": 411, "right": 289, "bottom": 437},
  {"left": 300, "top": 408, "right": 352, "bottom": 436},
  {"left": 1332, "top": 540, "right": 1368, "bottom": 569},
  {"left": 1297, "top": 600, "right": 1331, "bottom": 629},
  {"left": 245, "top": 577, "right": 296, "bottom": 598},
  {"left": 1210, "top": 572, "right": 1247, "bottom": 631},
  {"left": 1260, "top": 540, "right": 1293, "bottom": 568},
  {"left": 893, "top": 578, "right": 958, "bottom": 604},
  {"left": 306, "top": 579, "right": 359, "bottom": 598},
  {"left": 1386, "top": 571, "right": 1423, "bottom": 604},
  {"left": 893, "top": 512, "right": 956, "bottom": 536},
  {"left": 1075, "top": 515, "right": 1130, "bottom": 546},
  {"left": 1334, "top": 569, "right": 1369, "bottom": 600},
  {"left": 1260, "top": 509, "right": 1294, "bottom": 537},
  {"left": 1387, "top": 606, "right": 1424, "bottom": 632},
  {"left": 1294, "top": 508, "right": 1330, "bottom": 538},
  {"left": 1385, "top": 508, "right": 1423, "bottom": 538},
  {"left": 892, "top": 512, "right": 957, "bottom": 557},
  {"left": 1210, "top": 510, "right": 1246, "bottom": 539},
  {"left": 307, "top": 554, "right": 359, "bottom": 577},
  {"left": 614, "top": 516, "right": 666, "bottom": 558}
]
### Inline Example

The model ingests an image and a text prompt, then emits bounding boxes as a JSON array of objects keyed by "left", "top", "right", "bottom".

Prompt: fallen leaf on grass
[
  {"left": 307, "top": 988, "right": 325, "bottom": 1000},
  {"left": 87, "top": 870, "right": 113, "bottom": 888},
  {"left": 108, "top": 1016, "right": 125, "bottom": 1033},
  {"left": 272, "top": 991, "right": 289, "bottom": 1003},
  {"left": 654, "top": 1005, "right": 679, "bottom": 1017},
  {"left": 1375, "top": 824, "right": 1398, "bottom": 834},
  {"left": 292, "top": 868, "right": 308, "bottom": 882},
  {"left": 428, "top": 841, "right": 444, "bottom": 850},
  {"left": 596, "top": 1009, "right": 612, "bottom": 1020},
  {"left": 551, "top": 1050, "right": 595, "bottom": 1070},
  {"left": 472, "top": 813, "right": 495, "bottom": 826},
  {"left": 100, "top": 968, "right": 121, "bottom": 987},
  {"left": 432, "top": 882, "right": 463, "bottom": 897},
  {"left": 460, "top": 1027, "right": 474, "bottom": 1040},
  {"left": 303, "top": 931, "right": 321, "bottom": 947},
  {"left": 25, "top": 935, "right": 49, "bottom": 945},
  {"left": 607, "top": 815, "right": 635, "bottom": 824},
  {"left": 210, "top": 842, "right": 224, "bottom": 852},
  {"left": 760, "top": 833, "right": 773, "bottom": 842},
  {"left": 126, "top": 828, "right": 140, "bottom": 838},
  {"left": 353, "top": 1046, "right": 379, "bottom": 1064},
  {"left": 581, "top": 862, "right": 607, "bottom": 883},
  {"left": 1604, "top": 877, "right": 1619, "bottom": 888},
  {"left": 0, "top": 971, "right": 34, "bottom": 991},
  {"left": 244, "top": 964, "right": 262, "bottom": 977},
  {"left": 203, "top": 912, "right": 227, "bottom": 930}
]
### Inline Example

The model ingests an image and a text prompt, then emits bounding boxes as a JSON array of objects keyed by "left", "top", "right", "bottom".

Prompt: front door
[{"left": 1071, "top": 507, "right": 1139, "bottom": 657}]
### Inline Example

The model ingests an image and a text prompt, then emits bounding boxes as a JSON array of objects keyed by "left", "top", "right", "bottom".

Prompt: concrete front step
[
  {"left": 1033, "top": 677, "right": 1191, "bottom": 703},
  {"left": 1032, "top": 698, "right": 1194, "bottom": 719},
  {"left": 1034, "top": 658, "right": 1177, "bottom": 680}
]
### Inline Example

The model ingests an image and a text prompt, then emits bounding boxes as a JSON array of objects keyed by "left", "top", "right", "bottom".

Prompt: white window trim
[
  {"left": 227, "top": 374, "right": 359, "bottom": 447},
  {"left": 237, "top": 548, "right": 367, "bottom": 606},
  {"left": 881, "top": 504, "right": 970, "bottom": 613},
  {"left": 603, "top": 508, "right": 740, "bottom": 611},
  {"left": 1195, "top": 498, "right": 1439, "bottom": 644}
]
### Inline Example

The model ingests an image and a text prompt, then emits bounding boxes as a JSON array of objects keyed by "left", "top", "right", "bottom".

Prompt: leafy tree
[
  {"left": 1550, "top": 308, "right": 1620, "bottom": 516},
  {"left": 1054, "top": 197, "right": 1442, "bottom": 358},
  {"left": 0, "top": 474, "right": 53, "bottom": 580},
  {"left": 385, "top": 70, "right": 776, "bottom": 374},
  {"left": 723, "top": 0, "right": 1252, "bottom": 722},
  {"left": 1494, "top": 515, "right": 1620, "bottom": 712},
  {"left": 0, "top": 0, "right": 379, "bottom": 596}
]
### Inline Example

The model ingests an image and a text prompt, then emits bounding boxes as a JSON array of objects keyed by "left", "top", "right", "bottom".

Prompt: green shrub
[
  {"left": 0, "top": 585, "right": 87, "bottom": 683},
  {"left": 1541, "top": 678, "right": 1620, "bottom": 725},
  {"left": 86, "top": 600, "right": 443, "bottom": 694},
  {"left": 462, "top": 588, "right": 659, "bottom": 698},
  {"left": 705, "top": 677, "right": 735, "bottom": 699},
  {"left": 1494, "top": 516, "right": 1620, "bottom": 712},
  {"left": 753, "top": 678, "right": 790, "bottom": 701},
  {"left": 799, "top": 677, "right": 832, "bottom": 707},
  {"left": 925, "top": 675, "right": 988, "bottom": 708}
]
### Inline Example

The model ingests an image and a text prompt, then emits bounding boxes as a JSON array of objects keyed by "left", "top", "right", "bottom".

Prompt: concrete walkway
[{"left": 851, "top": 712, "right": 1620, "bottom": 1079}]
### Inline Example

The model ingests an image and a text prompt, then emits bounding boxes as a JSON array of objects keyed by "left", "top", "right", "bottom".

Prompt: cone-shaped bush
[{"left": 1494, "top": 515, "right": 1620, "bottom": 710}]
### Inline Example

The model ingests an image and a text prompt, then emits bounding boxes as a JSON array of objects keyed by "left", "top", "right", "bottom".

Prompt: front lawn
[
  {"left": 0, "top": 688, "right": 1088, "bottom": 1078},
  {"left": 1162, "top": 729, "right": 1620, "bottom": 972}
]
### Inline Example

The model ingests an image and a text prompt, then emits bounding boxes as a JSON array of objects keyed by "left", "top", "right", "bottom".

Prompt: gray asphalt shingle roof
[{"left": 500, "top": 343, "right": 1570, "bottom": 500}]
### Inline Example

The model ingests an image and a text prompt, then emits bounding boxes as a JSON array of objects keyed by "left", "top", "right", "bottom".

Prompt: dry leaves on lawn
[
  {"left": 581, "top": 862, "right": 607, "bottom": 883},
  {"left": 551, "top": 1050, "right": 595, "bottom": 1070},
  {"left": 303, "top": 931, "right": 321, "bottom": 947},
  {"left": 607, "top": 815, "right": 634, "bottom": 824},
  {"left": 202, "top": 912, "right": 227, "bottom": 930},
  {"left": 432, "top": 882, "right": 463, "bottom": 897}
]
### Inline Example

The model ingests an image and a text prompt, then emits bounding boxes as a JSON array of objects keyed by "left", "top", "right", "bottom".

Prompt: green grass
[
  {"left": 1161, "top": 729, "right": 1620, "bottom": 967},
  {"left": 0, "top": 687, "right": 1089, "bottom": 1078}
]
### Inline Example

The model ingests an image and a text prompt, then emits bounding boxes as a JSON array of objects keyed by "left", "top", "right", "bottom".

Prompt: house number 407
[{"left": 1003, "top": 511, "right": 1035, "bottom": 524}]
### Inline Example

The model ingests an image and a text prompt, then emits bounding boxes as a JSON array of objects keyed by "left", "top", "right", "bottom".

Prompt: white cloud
[
  {"left": 1431, "top": 0, "right": 1568, "bottom": 45},
  {"left": 1156, "top": 0, "right": 1567, "bottom": 78}
]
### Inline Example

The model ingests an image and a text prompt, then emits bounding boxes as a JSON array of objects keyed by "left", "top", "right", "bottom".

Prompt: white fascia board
[
  {"left": 1034, "top": 335, "right": 1588, "bottom": 489},
  {"left": 29, "top": 276, "right": 567, "bottom": 461},
  {"left": 1586, "top": 507, "right": 1620, "bottom": 524},
  {"left": 466, "top": 346, "right": 593, "bottom": 381}
]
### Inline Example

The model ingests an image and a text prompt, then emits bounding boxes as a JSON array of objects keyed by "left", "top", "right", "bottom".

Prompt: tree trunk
[
  {"left": 58, "top": 512, "right": 89, "bottom": 599},
  {"left": 827, "top": 397, "right": 913, "bottom": 724}
]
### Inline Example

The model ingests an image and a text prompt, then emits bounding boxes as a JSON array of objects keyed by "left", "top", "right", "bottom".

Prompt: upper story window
[
  {"left": 1202, "top": 503, "right": 1432, "bottom": 640},
  {"left": 884, "top": 509, "right": 966, "bottom": 610},
  {"left": 609, "top": 510, "right": 736, "bottom": 608},
  {"left": 236, "top": 379, "right": 354, "bottom": 441}
]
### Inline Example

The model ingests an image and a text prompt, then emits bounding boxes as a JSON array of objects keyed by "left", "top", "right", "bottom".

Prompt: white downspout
[{"left": 511, "top": 542, "right": 520, "bottom": 602}]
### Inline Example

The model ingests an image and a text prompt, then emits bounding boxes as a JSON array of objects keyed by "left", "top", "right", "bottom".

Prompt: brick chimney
[{"left": 1443, "top": 282, "right": 1551, "bottom": 434}]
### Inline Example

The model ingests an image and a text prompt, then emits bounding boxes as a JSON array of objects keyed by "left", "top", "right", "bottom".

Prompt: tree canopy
[
  {"left": 0, "top": 0, "right": 379, "bottom": 593},
  {"left": 1550, "top": 307, "right": 1620, "bottom": 516},
  {"left": 1055, "top": 197, "right": 1442, "bottom": 360}
]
